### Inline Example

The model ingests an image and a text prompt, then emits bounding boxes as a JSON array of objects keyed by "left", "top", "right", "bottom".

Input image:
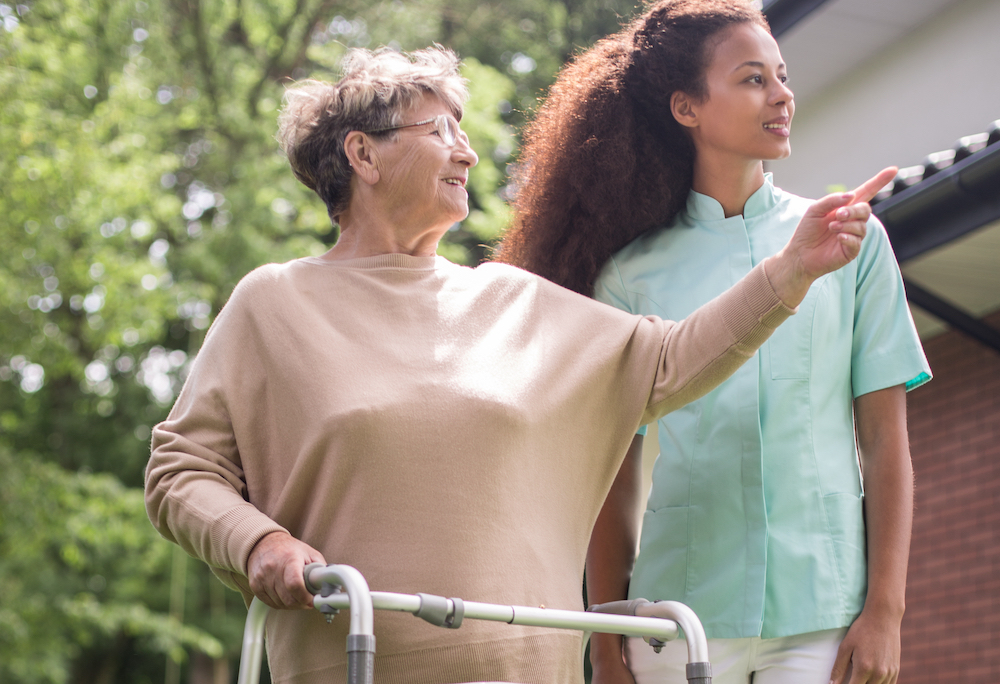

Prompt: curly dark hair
[{"left": 495, "top": 0, "right": 769, "bottom": 295}]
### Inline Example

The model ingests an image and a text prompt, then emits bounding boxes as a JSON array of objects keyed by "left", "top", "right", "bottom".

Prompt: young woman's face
[{"left": 682, "top": 23, "right": 794, "bottom": 165}]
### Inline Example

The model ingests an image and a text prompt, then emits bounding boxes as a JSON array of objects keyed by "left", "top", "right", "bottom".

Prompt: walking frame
[{"left": 237, "top": 563, "right": 712, "bottom": 684}]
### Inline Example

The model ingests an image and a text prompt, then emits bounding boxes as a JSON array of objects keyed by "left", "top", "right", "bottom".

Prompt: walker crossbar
[{"left": 236, "top": 563, "right": 712, "bottom": 684}]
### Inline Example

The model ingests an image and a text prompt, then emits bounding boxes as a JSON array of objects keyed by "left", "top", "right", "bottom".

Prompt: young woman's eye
[
  {"left": 780, "top": 75, "right": 789, "bottom": 84},
  {"left": 747, "top": 75, "right": 763, "bottom": 84}
]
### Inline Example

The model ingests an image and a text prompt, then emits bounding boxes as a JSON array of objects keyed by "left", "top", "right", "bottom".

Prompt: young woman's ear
[
  {"left": 670, "top": 91, "right": 699, "bottom": 129},
  {"left": 344, "top": 131, "right": 380, "bottom": 185}
]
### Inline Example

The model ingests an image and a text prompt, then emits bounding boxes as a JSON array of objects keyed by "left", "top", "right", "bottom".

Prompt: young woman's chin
[{"left": 762, "top": 141, "right": 792, "bottom": 162}]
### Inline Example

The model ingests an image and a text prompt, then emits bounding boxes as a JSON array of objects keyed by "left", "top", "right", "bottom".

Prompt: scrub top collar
[{"left": 685, "top": 172, "right": 780, "bottom": 223}]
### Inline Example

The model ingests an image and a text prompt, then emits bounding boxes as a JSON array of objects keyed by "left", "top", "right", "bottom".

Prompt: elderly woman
[{"left": 145, "top": 46, "right": 882, "bottom": 684}]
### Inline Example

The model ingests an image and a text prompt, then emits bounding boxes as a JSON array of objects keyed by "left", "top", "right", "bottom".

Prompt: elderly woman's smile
[{"left": 336, "top": 93, "right": 478, "bottom": 258}]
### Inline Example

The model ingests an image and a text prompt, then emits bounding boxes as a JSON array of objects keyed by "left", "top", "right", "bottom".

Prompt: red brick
[{"left": 901, "top": 310, "right": 1000, "bottom": 684}]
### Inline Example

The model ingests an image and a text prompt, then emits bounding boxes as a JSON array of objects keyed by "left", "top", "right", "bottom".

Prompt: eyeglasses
[{"left": 364, "top": 114, "right": 463, "bottom": 148}]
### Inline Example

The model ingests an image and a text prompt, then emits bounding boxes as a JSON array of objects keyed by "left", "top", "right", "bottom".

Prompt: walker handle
[{"left": 588, "top": 598, "right": 712, "bottom": 684}]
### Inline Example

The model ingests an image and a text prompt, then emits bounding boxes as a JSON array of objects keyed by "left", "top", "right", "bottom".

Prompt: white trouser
[{"left": 626, "top": 627, "right": 848, "bottom": 684}]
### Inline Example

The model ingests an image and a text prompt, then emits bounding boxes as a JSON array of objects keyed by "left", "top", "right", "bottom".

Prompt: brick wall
[{"left": 901, "top": 310, "right": 1000, "bottom": 682}]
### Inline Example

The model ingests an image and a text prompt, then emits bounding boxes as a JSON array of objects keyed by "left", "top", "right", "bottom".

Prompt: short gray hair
[{"left": 276, "top": 46, "right": 469, "bottom": 222}]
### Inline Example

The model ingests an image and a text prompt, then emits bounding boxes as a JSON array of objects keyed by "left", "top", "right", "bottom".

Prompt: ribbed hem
[
  {"left": 720, "top": 262, "right": 797, "bottom": 355},
  {"left": 277, "top": 632, "right": 582, "bottom": 684}
]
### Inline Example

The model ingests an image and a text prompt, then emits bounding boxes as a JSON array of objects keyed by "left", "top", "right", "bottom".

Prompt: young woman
[{"left": 498, "top": 2, "right": 931, "bottom": 683}]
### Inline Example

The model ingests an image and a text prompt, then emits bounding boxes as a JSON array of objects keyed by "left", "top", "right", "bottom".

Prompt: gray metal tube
[
  {"left": 313, "top": 591, "right": 681, "bottom": 642},
  {"left": 305, "top": 564, "right": 376, "bottom": 684},
  {"left": 305, "top": 564, "right": 375, "bottom": 636},
  {"left": 236, "top": 564, "right": 378, "bottom": 684},
  {"left": 346, "top": 634, "right": 375, "bottom": 684},
  {"left": 589, "top": 598, "right": 711, "bottom": 683},
  {"left": 633, "top": 600, "right": 709, "bottom": 665},
  {"left": 238, "top": 567, "right": 710, "bottom": 684},
  {"left": 235, "top": 597, "right": 269, "bottom": 684}
]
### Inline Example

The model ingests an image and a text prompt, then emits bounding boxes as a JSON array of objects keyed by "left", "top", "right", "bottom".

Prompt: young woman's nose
[{"left": 770, "top": 79, "right": 794, "bottom": 107}]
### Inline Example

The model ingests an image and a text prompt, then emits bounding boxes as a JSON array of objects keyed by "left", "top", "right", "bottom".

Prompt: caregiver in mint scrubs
[{"left": 496, "top": 1, "right": 931, "bottom": 683}]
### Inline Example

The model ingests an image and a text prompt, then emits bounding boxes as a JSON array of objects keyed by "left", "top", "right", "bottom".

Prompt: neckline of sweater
[{"left": 299, "top": 252, "right": 448, "bottom": 271}]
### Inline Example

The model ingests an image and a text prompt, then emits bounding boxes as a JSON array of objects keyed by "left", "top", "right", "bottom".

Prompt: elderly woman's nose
[{"left": 453, "top": 135, "right": 478, "bottom": 166}]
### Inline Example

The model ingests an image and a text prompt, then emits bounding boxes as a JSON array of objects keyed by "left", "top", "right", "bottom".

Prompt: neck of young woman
[{"left": 691, "top": 156, "right": 766, "bottom": 218}]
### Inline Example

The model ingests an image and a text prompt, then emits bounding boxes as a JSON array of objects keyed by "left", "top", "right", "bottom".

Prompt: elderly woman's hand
[
  {"left": 247, "top": 531, "right": 327, "bottom": 610},
  {"left": 765, "top": 167, "right": 897, "bottom": 308}
]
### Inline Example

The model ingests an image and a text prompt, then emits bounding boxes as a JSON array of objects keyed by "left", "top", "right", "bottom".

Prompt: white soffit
[
  {"left": 776, "top": 0, "right": 1000, "bottom": 341},
  {"left": 901, "top": 221, "right": 1000, "bottom": 339},
  {"left": 776, "top": 0, "right": 960, "bottom": 106}
]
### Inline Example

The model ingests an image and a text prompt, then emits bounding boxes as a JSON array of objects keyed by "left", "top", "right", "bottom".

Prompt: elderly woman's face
[{"left": 372, "top": 93, "right": 478, "bottom": 233}]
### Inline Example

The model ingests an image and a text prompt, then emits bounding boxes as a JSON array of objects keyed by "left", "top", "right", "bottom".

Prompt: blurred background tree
[{"left": 0, "top": 0, "right": 636, "bottom": 681}]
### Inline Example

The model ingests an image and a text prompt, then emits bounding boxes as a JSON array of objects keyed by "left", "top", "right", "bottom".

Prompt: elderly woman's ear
[{"left": 344, "top": 130, "right": 381, "bottom": 185}]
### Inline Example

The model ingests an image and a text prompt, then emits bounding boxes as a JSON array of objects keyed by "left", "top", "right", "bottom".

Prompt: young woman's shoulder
[
  {"left": 771, "top": 184, "right": 813, "bottom": 213},
  {"left": 475, "top": 259, "right": 630, "bottom": 313}
]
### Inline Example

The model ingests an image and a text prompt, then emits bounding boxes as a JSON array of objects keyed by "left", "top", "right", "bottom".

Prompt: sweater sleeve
[
  {"left": 144, "top": 276, "right": 287, "bottom": 592},
  {"left": 640, "top": 261, "right": 795, "bottom": 424}
]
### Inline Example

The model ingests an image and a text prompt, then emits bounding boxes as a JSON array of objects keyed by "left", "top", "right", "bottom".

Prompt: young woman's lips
[{"left": 763, "top": 119, "right": 790, "bottom": 137}]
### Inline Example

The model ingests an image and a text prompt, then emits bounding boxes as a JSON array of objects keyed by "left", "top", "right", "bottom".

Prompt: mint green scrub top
[{"left": 594, "top": 175, "right": 931, "bottom": 639}]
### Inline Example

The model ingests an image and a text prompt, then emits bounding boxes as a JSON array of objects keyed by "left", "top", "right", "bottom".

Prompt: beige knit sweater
[{"left": 145, "top": 253, "right": 792, "bottom": 684}]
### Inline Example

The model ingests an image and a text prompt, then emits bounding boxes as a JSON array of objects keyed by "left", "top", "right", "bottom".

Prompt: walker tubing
[
  {"left": 236, "top": 597, "right": 269, "bottom": 684},
  {"left": 588, "top": 598, "right": 711, "bottom": 683},
  {"left": 237, "top": 564, "right": 376, "bottom": 684},
  {"left": 236, "top": 564, "right": 710, "bottom": 684}
]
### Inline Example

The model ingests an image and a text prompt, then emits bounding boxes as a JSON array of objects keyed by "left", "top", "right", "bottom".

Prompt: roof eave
[
  {"left": 874, "top": 143, "right": 1000, "bottom": 263},
  {"left": 763, "top": 0, "right": 833, "bottom": 37}
]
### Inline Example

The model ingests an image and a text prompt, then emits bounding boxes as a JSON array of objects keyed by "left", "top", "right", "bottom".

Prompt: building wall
[{"left": 902, "top": 310, "right": 1000, "bottom": 682}]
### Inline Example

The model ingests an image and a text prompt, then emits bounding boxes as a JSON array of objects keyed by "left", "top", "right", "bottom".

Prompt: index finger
[{"left": 849, "top": 167, "right": 898, "bottom": 205}]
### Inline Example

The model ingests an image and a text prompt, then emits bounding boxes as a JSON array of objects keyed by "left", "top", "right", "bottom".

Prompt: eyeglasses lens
[{"left": 438, "top": 116, "right": 458, "bottom": 147}]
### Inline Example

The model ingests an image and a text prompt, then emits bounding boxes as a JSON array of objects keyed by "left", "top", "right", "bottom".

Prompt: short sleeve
[
  {"left": 851, "top": 218, "right": 932, "bottom": 397},
  {"left": 594, "top": 256, "right": 648, "bottom": 435},
  {"left": 593, "top": 256, "right": 633, "bottom": 313}
]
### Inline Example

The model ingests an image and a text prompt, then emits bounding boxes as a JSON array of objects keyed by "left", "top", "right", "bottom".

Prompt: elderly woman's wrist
[{"left": 763, "top": 250, "right": 811, "bottom": 309}]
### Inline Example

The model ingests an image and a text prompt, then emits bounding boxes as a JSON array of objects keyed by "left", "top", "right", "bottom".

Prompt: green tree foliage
[
  {"left": 0, "top": 0, "right": 636, "bottom": 680},
  {"left": 0, "top": 445, "right": 228, "bottom": 684}
]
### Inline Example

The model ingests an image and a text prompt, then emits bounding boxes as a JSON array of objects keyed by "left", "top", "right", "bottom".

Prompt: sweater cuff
[
  {"left": 213, "top": 503, "right": 289, "bottom": 576},
  {"left": 722, "top": 262, "right": 798, "bottom": 353}
]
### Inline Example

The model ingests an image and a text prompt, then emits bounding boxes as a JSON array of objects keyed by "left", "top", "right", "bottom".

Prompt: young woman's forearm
[
  {"left": 829, "top": 384, "right": 912, "bottom": 684},
  {"left": 587, "top": 435, "right": 645, "bottom": 682},
  {"left": 856, "top": 384, "right": 913, "bottom": 618}
]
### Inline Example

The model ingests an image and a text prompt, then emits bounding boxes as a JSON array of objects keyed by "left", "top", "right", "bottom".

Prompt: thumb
[
  {"left": 806, "top": 192, "right": 853, "bottom": 219},
  {"left": 307, "top": 546, "right": 327, "bottom": 566}
]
